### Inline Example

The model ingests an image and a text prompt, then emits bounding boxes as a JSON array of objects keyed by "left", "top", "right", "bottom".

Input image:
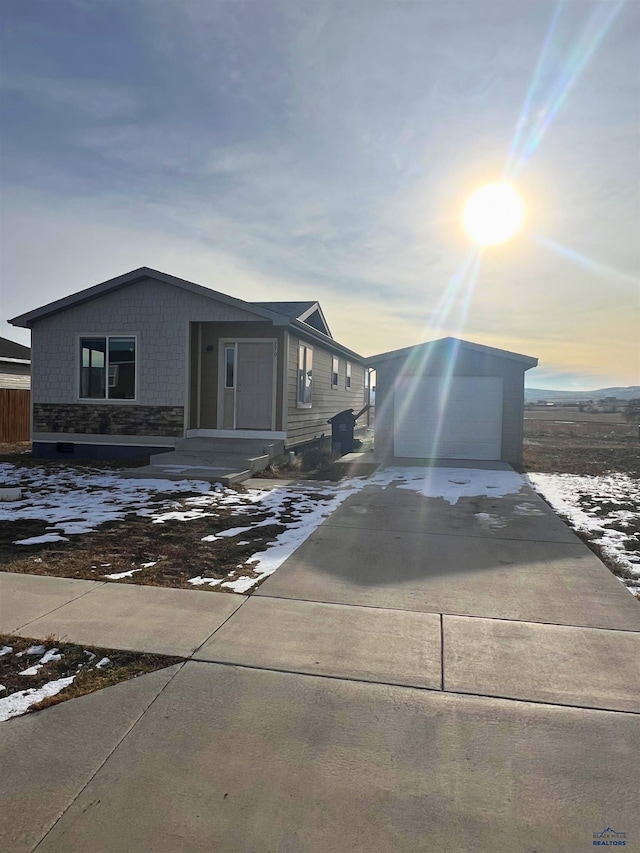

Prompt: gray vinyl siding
[
  {"left": 31, "top": 277, "right": 260, "bottom": 408},
  {"left": 373, "top": 347, "right": 529, "bottom": 465},
  {"left": 286, "top": 333, "right": 367, "bottom": 447}
]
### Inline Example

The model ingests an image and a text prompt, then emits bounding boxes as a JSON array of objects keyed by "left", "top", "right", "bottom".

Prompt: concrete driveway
[{"left": 2, "top": 464, "right": 639, "bottom": 852}]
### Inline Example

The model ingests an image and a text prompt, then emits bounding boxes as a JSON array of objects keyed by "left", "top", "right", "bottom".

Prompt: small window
[
  {"left": 331, "top": 356, "right": 339, "bottom": 389},
  {"left": 346, "top": 361, "right": 352, "bottom": 391},
  {"left": 80, "top": 336, "right": 136, "bottom": 400},
  {"left": 297, "top": 343, "right": 313, "bottom": 408},
  {"left": 224, "top": 346, "right": 236, "bottom": 388}
]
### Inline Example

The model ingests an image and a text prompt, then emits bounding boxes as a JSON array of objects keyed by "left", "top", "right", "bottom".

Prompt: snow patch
[
  {"left": 528, "top": 472, "right": 640, "bottom": 595},
  {"left": 0, "top": 676, "right": 75, "bottom": 722},
  {"left": 104, "top": 568, "right": 142, "bottom": 580},
  {"left": 15, "top": 533, "right": 69, "bottom": 545},
  {"left": 188, "top": 576, "right": 223, "bottom": 587},
  {"left": 367, "top": 466, "right": 526, "bottom": 505}
]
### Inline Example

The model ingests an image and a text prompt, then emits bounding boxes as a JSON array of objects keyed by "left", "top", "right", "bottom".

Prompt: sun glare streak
[
  {"left": 506, "top": 0, "right": 625, "bottom": 178},
  {"left": 385, "top": 249, "right": 484, "bottom": 469},
  {"left": 425, "top": 252, "right": 483, "bottom": 461},
  {"left": 533, "top": 233, "right": 640, "bottom": 288},
  {"left": 504, "top": 1, "right": 565, "bottom": 178}
]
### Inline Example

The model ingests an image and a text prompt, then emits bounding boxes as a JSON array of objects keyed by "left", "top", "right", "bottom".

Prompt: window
[
  {"left": 297, "top": 343, "right": 313, "bottom": 407},
  {"left": 346, "top": 361, "right": 352, "bottom": 391},
  {"left": 224, "top": 346, "right": 236, "bottom": 388},
  {"left": 80, "top": 336, "right": 136, "bottom": 400},
  {"left": 331, "top": 356, "right": 339, "bottom": 389}
]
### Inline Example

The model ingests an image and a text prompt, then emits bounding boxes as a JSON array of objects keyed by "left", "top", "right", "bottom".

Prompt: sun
[{"left": 463, "top": 182, "right": 525, "bottom": 246}]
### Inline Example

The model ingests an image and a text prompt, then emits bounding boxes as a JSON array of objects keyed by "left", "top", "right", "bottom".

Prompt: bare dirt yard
[
  {"left": 0, "top": 445, "right": 364, "bottom": 594},
  {"left": 522, "top": 408, "right": 640, "bottom": 476}
]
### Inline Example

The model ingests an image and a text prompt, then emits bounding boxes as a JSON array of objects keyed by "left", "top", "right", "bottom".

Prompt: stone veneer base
[{"left": 33, "top": 403, "right": 185, "bottom": 437}]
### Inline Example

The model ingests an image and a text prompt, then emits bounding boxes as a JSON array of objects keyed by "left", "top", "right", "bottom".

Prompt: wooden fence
[{"left": 0, "top": 388, "right": 30, "bottom": 442}]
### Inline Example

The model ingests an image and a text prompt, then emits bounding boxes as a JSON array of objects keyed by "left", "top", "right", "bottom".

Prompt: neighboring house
[
  {"left": 0, "top": 335, "right": 31, "bottom": 390},
  {"left": 9, "top": 268, "right": 367, "bottom": 460},
  {"left": 0, "top": 336, "right": 31, "bottom": 442},
  {"left": 368, "top": 337, "right": 538, "bottom": 465}
]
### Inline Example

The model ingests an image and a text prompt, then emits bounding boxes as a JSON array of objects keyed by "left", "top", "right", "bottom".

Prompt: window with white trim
[
  {"left": 297, "top": 343, "right": 313, "bottom": 407},
  {"left": 224, "top": 345, "right": 236, "bottom": 388},
  {"left": 331, "top": 355, "right": 339, "bottom": 389},
  {"left": 80, "top": 336, "right": 136, "bottom": 400},
  {"left": 346, "top": 361, "right": 352, "bottom": 391}
]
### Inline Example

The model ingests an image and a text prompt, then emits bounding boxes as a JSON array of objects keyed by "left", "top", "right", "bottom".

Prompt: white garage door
[{"left": 394, "top": 376, "right": 503, "bottom": 460}]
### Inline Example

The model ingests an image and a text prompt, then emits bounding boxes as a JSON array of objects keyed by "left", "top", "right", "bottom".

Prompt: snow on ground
[
  {"left": 104, "top": 568, "right": 142, "bottom": 580},
  {"left": 188, "top": 478, "right": 370, "bottom": 591},
  {"left": 3, "top": 461, "right": 639, "bottom": 598},
  {"left": 1, "top": 460, "right": 370, "bottom": 593},
  {"left": 0, "top": 462, "right": 211, "bottom": 536},
  {"left": 528, "top": 472, "right": 640, "bottom": 596},
  {"left": 0, "top": 676, "right": 76, "bottom": 722},
  {"left": 368, "top": 466, "right": 527, "bottom": 504},
  {"left": 15, "top": 532, "right": 69, "bottom": 545}
]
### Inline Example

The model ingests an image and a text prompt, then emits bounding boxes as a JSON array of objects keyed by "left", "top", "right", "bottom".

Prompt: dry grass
[
  {"left": 1, "top": 633, "right": 181, "bottom": 715},
  {"left": 523, "top": 408, "right": 640, "bottom": 476},
  {"left": 0, "top": 510, "right": 287, "bottom": 589}
]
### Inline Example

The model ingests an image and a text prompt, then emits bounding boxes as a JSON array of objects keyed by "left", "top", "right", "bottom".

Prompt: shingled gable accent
[{"left": 253, "top": 301, "right": 333, "bottom": 338}]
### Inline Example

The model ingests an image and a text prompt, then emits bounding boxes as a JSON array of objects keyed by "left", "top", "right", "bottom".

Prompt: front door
[{"left": 235, "top": 342, "right": 274, "bottom": 429}]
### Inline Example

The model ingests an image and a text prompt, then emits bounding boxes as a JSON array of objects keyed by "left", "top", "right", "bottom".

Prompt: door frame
[{"left": 216, "top": 338, "right": 278, "bottom": 431}]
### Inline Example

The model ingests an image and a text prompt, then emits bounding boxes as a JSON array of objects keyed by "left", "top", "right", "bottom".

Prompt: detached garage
[{"left": 369, "top": 338, "right": 537, "bottom": 465}]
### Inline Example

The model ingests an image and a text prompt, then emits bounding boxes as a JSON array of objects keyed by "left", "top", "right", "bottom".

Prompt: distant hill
[{"left": 525, "top": 386, "right": 640, "bottom": 402}]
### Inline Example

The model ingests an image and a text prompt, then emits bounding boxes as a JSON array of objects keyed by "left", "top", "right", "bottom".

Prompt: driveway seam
[
  {"left": 30, "top": 660, "right": 188, "bottom": 853},
  {"left": 184, "top": 658, "right": 640, "bottom": 715},
  {"left": 254, "top": 592, "right": 640, "bottom": 632},
  {"left": 13, "top": 581, "right": 108, "bottom": 634},
  {"left": 189, "top": 594, "right": 251, "bottom": 657}
]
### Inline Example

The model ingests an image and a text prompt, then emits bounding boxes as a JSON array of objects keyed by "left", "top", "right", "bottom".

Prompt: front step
[
  {"left": 121, "top": 436, "right": 285, "bottom": 485},
  {"left": 120, "top": 463, "right": 253, "bottom": 486},
  {"left": 174, "top": 437, "right": 284, "bottom": 457}
]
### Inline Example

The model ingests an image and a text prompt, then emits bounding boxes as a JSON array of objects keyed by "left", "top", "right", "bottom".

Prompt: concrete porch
[{"left": 120, "top": 436, "right": 285, "bottom": 485}]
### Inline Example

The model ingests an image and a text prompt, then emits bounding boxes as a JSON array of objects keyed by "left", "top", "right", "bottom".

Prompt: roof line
[
  {"left": 366, "top": 336, "right": 538, "bottom": 367},
  {"left": 290, "top": 320, "right": 364, "bottom": 361},
  {"left": 9, "top": 267, "right": 288, "bottom": 328}
]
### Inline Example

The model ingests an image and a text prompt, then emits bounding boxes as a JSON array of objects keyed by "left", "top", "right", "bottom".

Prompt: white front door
[
  {"left": 394, "top": 376, "right": 503, "bottom": 460},
  {"left": 235, "top": 342, "right": 274, "bottom": 429}
]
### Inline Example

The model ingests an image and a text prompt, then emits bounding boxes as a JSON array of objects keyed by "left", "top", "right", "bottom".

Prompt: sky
[{"left": 0, "top": 0, "right": 638, "bottom": 389}]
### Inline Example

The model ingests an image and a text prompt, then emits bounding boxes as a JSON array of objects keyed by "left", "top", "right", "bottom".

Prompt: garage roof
[{"left": 367, "top": 337, "right": 537, "bottom": 369}]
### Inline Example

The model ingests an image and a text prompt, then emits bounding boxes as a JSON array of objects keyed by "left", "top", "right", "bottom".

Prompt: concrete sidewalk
[{"left": 2, "top": 465, "right": 639, "bottom": 852}]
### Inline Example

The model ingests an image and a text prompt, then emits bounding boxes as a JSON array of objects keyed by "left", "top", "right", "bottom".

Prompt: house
[
  {"left": 0, "top": 335, "right": 30, "bottom": 390},
  {"left": 9, "top": 268, "right": 368, "bottom": 464},
  {"left": 0, "top": 336, "right": 31, "bottom": 443},
  {"left": 368, "top": 337, "right": 538, "bottom": 465}
]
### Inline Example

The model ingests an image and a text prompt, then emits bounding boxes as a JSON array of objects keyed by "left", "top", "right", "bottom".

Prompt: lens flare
[{"left": 463, "top": 183, "right": 525, "bottom": 246}]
